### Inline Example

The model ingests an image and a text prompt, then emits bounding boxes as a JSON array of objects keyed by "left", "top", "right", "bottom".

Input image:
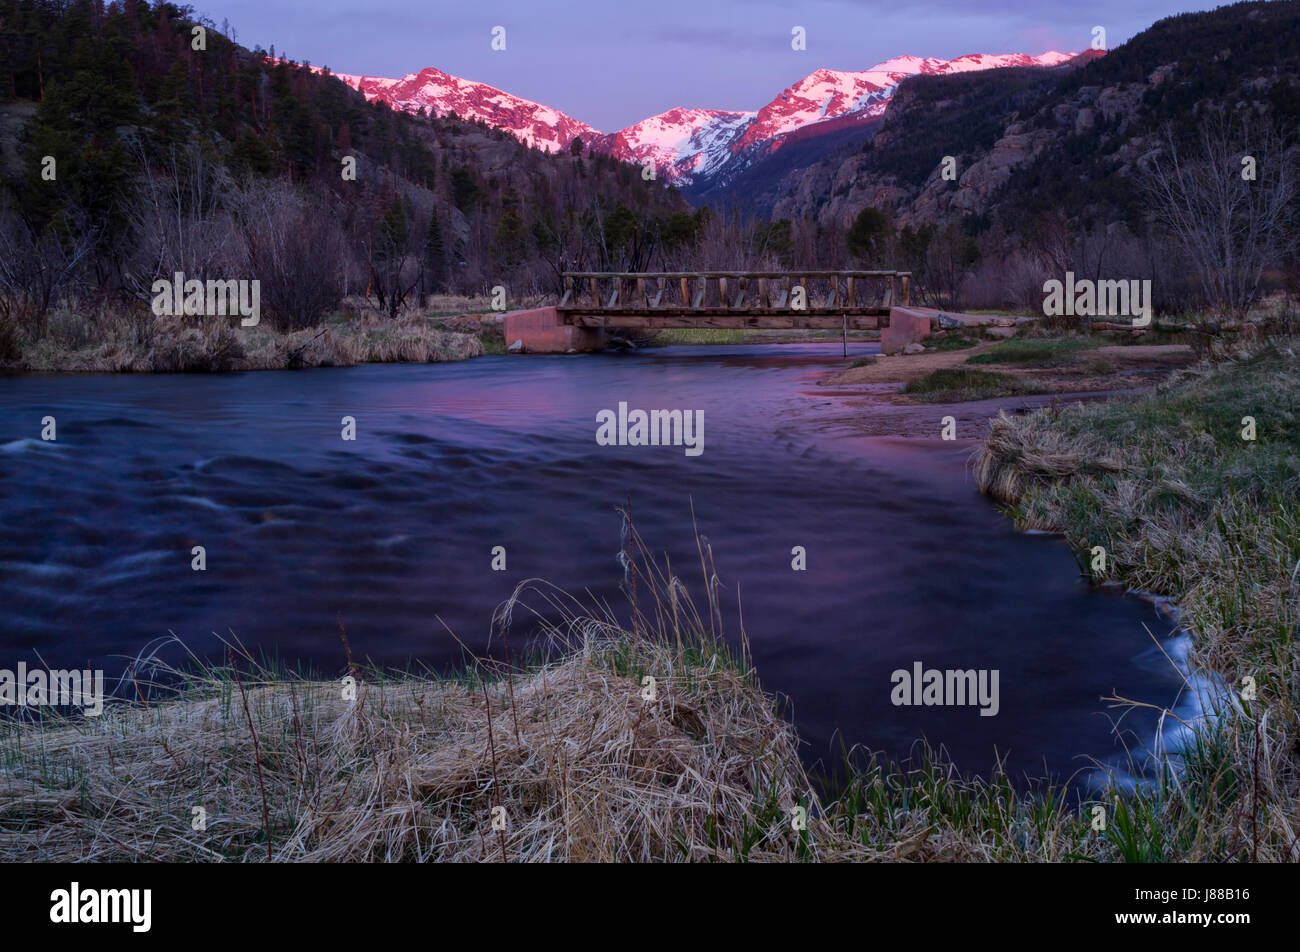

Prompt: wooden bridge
[
  {"left": 503, "top": 269, "right": 934, "bottom": 354},
  {"left": 557, "top": 270, "right": 911, "bottom": 331}
]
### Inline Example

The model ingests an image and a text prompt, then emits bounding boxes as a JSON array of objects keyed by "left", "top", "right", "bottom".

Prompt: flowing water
[{"left": 0, "top": 342, "right": 1186, "bottom": 785}]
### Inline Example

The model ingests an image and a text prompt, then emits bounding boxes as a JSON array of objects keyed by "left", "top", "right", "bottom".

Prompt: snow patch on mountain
[
  {"left": 593, "top": 108, "right": 755, "bottom": 183},
  {"left": 732, "top": 51, "right": 1073, "bottom": 151}
]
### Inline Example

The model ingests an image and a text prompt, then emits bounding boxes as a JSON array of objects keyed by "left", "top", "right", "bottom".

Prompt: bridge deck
[
  {"left": 557, "top": 270, "right": 910, "bottom": 330},
  {"left": 565, "top": 312, "right": 888, "bottom": 329}
]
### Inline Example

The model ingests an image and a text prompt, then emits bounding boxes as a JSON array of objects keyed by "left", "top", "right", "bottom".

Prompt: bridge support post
[
  {"left": 503, "top": 306, "right": 607, "bottom": 354},
  {"left": 882, "top": 306, "right": 934, "bottom": 354}
]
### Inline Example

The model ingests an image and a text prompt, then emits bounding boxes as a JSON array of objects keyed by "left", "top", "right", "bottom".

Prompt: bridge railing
[{"left": 558, "top": 271, "right": 911, "bottom": 313}]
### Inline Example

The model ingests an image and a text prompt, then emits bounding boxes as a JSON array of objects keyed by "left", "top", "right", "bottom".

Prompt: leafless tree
[
  {"left": 1141, "top": 114, "right": 1297, "bottom": 322},
  {"left": 918, "top": 225, "right": 978, "bottom": 310},
  {"left": 534, "top": 207, "right": 599, "bottom": 295},
  {"left": 235, "top": 179, "right": 347, "bottom": 329},
  {"left": 123, "top": 141, "right": 244, "bottom": 302},
  {"left": 0, "top": 201, "right": 97, "bottom": 335},
  {"left": 692, "top": 207, "right": 764, "bottom": 271},
  {"left": 366, "top": 196, "right": 424, "bottom": 320}
]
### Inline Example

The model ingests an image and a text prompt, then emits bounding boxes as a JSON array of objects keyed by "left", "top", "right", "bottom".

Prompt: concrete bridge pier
[
  {"left": 881, "top": 307, "right": 935, "bottom": 354},
  {"left": 503, "top": 306, "right": 608, "bottom": 354}
]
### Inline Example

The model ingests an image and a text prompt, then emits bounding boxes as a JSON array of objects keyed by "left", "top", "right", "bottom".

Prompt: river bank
[
  {"left": 974, "top": 340, "right": 1300, "bottom": 861},
  {"left": 0, "top": 524, "right": 1153, "bottom": 863},
  {"left": 0, "top": 296, "right": 505, "bottom": 373},
  {"left": 810, "top": 332, "right": 1199, "bottom": 438}
]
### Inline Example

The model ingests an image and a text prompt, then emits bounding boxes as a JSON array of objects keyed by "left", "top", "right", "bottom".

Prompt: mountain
[
  {"left": 589, "top": 108, "right": 755, "bottom": 184},
  {"left": 325, "top": 51, "right": 1076, "bottom": 191},
  {"left": 730, "top": 53, "right": 1073, "bottom": 152},
  {"left": 675, "top": 51, "right": 1080, "bottom": 207},
  {"left": 769, "top": 0, "right": 1300, "bottom": 232},
  {"left": 328, "top": 67, "right": 601, "bottom": 153}
]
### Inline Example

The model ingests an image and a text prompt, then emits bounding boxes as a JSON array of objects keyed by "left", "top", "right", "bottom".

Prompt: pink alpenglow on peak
[
  {"left": 591, "top": 108, "right": 756, "bottom": 184},
  {"left": 327, "top": 66, "right": 600, "bottom": 153},
  {"left": 319, "top": 50, "right": 1078, "bottom": 184},
  {"left": 733, "top": 51, "right": 1076, "bottom": 150}
]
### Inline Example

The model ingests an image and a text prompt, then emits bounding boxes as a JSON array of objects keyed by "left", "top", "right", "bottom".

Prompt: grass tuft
[
  {"left": 967, "top": 337, "right": 1097, "bottom": 367},
  {"left": 903, "top": 368, "right": 1044, "bottom": 402}
]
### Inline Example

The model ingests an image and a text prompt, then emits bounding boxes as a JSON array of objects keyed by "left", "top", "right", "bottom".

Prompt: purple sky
[{"left": 198, "top": 0, "right": 1206, "bottom": 131}]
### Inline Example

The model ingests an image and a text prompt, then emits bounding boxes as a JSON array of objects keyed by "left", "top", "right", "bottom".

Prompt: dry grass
[
  {"left": 0, "top": 519, "right": 819, "bottom": 863},
  {"left": 1, "top": 516, "right": 1140, "bottom": 864},
  {"left": 0, "top": 297, "right": 495, "bottom": 373},
  {"left": 0, "top": 643, "right": 806, "bottom": 862},
  {"left": 974, "top": 419, "right": 1129, "bottom": 503}
]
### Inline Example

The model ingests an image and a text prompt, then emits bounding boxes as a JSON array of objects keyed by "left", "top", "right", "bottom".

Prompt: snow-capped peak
[
  {"left": 317, "top": 49, "right": 1079, "bottom": 184},
  {"left": 732, "top": 50, "right": 1074, "bottom": 150},
  {"left": 326, "top": 66, "right": 601, "bottom": 154}
]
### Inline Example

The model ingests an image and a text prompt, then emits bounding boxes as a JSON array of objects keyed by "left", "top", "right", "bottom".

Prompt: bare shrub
[{"left": 236, "top": 181, "right": 347, "bottom": 331}]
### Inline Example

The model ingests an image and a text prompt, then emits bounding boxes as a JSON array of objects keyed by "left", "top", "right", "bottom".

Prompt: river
[{"left": 0, "top": 341, "right": 1186, "bottom": 786}]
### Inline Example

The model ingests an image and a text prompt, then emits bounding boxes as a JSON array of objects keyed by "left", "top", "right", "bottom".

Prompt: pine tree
[
  {"left": 490, "top": 209, "right": 529, "bottom": 268},
  {"left": 424, "top": 204, "right": 446, "bottom": 296},
  {"left": 154, "top": 59, "right": 194, "bottom": 146},
  {"left": 846, "top": 207, "right": 891, "bottom": 266}
]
